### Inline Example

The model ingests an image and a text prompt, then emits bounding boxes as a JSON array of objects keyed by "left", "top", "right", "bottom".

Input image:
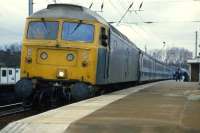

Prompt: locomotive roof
[{"left": 30, "top": 4, "right": 108, "bottom": 26}]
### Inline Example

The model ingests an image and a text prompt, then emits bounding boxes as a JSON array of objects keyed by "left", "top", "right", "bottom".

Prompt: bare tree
[
  {"left": 149, "top": 47, "right": 192, "bottom": 69},
  {"left": 0, "top": 43, "right": 21, "bottom": 67}
]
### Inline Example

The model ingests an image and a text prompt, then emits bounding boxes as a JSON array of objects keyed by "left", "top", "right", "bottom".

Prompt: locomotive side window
[
  {"left": 27, "top": 21, "right": 59, "bottom": 40},
  {"left": 2, "top": 70, "right": 6, "bottom": 77},
  {"left": 100, "top": 27, "right": 108, "bottom": 46},
  {"left": 62, "top": 22, "right": 94, "bottom": 42}
]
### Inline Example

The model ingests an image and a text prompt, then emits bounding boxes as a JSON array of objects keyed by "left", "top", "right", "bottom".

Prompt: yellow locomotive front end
[
  {"left": 15, "top": 4, "right": 109, "bottom": 107},
  {"left": 21, "top": 18, "right": 98, "bottom": 84}
]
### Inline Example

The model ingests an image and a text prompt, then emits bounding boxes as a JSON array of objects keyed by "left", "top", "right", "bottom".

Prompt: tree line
[
  {"left": 0, "top": 43, "right": 193, "bottom": 70},
  {"left": 149, "top": 47, "right": 193, "bottom": 69},
  {"left": 0, "top": 43, "right": 21, "bottom": 67}
]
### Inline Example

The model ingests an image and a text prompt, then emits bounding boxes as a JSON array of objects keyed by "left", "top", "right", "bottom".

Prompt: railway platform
[{"left": 1, "top": 81, "right": 200, "bottom": 133}]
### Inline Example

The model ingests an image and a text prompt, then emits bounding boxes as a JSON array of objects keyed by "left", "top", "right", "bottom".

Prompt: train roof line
[
  {"left": 29, "top": 4, "right": 174, "bottom": 67},
  {"left": 109, "top": 25, "right": 169, "bottom": 65},
  {"left": 29, "top": 4, "right": 109, "bottom": 26}
]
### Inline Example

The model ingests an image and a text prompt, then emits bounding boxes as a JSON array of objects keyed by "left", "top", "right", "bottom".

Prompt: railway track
[{"left": 0, "top": 103, "right": 30, "bottom": 117}]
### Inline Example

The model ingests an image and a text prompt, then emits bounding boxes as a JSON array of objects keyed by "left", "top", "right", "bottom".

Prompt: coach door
[
  {"left": 0, "top": 68, "right": 8, "bottom": 84},
  {"left": 8, "top": 68, "right": 15, "bottom": 84},
  {"left": 15, "top": 68, "right": 20, "bottom": 82}
]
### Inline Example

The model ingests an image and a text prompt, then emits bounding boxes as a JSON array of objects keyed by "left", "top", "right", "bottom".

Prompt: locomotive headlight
[
  {"left": 40, "top": 52, "right": 48, "bottom": 60},
  {"left": 67, "top": 53, "right": 75, "bottom": 61},
  {"left": 57, "top": 69, "right": 65, "bottom": 78},
  {"left": 58, "top": 71, "right": 65, "bottom": 77}
]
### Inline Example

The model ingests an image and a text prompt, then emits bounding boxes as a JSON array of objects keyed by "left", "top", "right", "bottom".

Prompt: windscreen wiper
[
  {"left": 41, "top": 18, "right": 49, "bottom": 35},
  {"left": 70, "top": 20, "right": 83, "bottom": 34}
]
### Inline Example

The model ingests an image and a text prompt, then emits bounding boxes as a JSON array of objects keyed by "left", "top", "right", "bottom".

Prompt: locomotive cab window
[
  {"left": 100, "top": 27, "right": 109, "bottom": 47},
  {"left": 27, "top": 21, "right": 59, "bottom": 40},
  {"left": 62, "top": 22, "right": 94, "bottom": 42}
]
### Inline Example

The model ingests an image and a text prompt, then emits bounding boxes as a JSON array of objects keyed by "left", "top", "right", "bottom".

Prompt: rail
[{"left": 0, "top": 102, "right": 30, "bottom": 117}]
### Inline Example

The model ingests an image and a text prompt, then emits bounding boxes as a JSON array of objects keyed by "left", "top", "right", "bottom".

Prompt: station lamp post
[{"left": 162, "top": 41, "right": 166, "bottom": 62}]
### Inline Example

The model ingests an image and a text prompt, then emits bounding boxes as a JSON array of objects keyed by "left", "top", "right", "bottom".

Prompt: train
[
  {"left": 15, "top": 4, "right": 175, "bottom": 107},
  {"left": 0, "top": 67, "right": 20, "bottom": 85}
]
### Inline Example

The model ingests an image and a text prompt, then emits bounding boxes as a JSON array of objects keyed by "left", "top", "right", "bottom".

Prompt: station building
[{"left": 187, "top": 58, "right": 200, "bottom": 82}]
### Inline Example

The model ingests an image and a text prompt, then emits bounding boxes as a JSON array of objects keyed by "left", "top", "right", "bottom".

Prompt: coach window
[
  {"left": 2, "top": 70, "right": 6, "bottom": 77},
  {"left": 9, "top": 70, "right": 12, "bottom": 75}
]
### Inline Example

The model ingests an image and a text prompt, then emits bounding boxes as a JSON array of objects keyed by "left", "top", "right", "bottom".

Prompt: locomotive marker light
[
  {"left": 67, "top": 53, "right": 75, "bottom": 61},
  {"left": 40, "top": 52, "right": 48, "bottom": 60},
  {"left": 26, "top": 57, "right": 32, "bottom": 64},
  {"left": 82, "top": 51, "right": 89, "bottom": 67},
  {"left": 27, "top": 48, "right": 32, "bottom": 57},
  {"left": 26, "top": 48, "right": 32, "bottom": 64},
  {"left": 82, "top": 60, "right": 88, "bottom": 67}
]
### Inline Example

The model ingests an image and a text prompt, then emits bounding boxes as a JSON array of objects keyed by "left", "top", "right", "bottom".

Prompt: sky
[{"left": 0, "top": 0, "right": 200, "bottom": 55}]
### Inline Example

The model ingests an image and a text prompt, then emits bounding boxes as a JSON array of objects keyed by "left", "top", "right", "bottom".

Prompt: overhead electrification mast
[{"left": 29, "top": 0, "right": 33, "bottom": 16}]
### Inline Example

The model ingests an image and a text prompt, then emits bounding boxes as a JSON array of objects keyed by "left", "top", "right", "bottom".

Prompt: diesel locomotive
[{"left": 15, "top": 4, "right": 174, "bottom": 107}]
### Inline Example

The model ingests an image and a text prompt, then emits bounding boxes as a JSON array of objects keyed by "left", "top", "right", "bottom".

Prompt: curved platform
[{"left": 1, "top": 81, "right": 200, "bottom": 133}]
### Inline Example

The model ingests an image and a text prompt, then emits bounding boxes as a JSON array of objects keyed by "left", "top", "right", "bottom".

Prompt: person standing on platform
[{"left": 175, "top": 68, "right": 181, "bottom": 82}]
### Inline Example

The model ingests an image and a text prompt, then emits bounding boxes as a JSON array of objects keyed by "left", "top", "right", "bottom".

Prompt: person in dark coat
[
  {"left": 175, "top": 68, "right": 181, "bottom": 82},
  {"left": 183, "top": 71, "right": 189, "bottom": 82}
]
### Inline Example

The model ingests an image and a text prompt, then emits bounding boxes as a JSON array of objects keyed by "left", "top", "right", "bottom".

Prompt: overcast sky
[{"left": 1, "top": 0, "right": 200, "bottom": 54}]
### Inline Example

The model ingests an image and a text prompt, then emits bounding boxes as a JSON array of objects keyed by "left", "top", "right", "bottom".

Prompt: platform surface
[{"left": 1, "top": 81, "right": 200, "bottom": 133}]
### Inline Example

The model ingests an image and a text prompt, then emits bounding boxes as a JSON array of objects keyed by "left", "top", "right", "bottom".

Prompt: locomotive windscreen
[
  {"left": 62, "top": 22, "right": 94, "bottom": 42},
  {"left": 27, "top": 21, "right": 59, "bottom": 40}
]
